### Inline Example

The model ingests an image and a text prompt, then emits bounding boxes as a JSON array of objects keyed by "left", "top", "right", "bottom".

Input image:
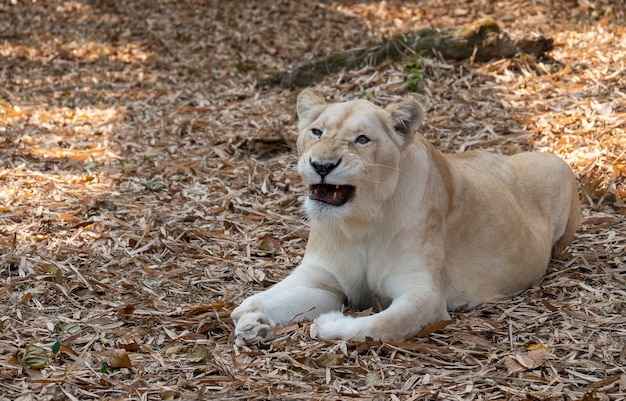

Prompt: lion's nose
[{"left": 310, "top": 158, "right": 342, "bottom": 179}]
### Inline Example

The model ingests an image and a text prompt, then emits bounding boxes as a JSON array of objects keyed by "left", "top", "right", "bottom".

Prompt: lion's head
[{"left": 296, "top": 89, "right": 424, "bottom": 221}]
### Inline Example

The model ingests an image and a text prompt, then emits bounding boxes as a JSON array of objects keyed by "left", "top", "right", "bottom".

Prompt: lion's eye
[
  {"left": 311, "top": 128, "right": 323, "bottom": 138},
  {"left": 355, "top": 135, "right": 371, "bottom": 145}
]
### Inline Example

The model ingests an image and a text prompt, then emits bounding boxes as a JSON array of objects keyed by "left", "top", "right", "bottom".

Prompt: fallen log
[{"left": 280, "top": 18, "right": 553, "bottom": 88}]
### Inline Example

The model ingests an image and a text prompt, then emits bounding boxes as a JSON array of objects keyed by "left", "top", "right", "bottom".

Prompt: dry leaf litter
[{"left": 0, "top": 1, "right": 625, "bottom": 400}]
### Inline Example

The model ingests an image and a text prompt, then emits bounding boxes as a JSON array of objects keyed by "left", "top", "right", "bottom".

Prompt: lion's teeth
[
  {"left": 313, "top": 189, "right": 319, "bottom": 196},
  {"left": 332, "top": 192, "right": 338, "bottom": 199},
  {"left": 335, "top": 185, "right": 340, "bottom": 189}
]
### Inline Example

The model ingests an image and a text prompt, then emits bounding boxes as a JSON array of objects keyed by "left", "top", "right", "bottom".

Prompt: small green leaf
[
  {"left": 143, "top": 279, "right": 161, "bottom": 288},
  {"left": 18, "top": 345, "right": 49, "bottom": 369},
  {"left": 52, "top": 339, "right": 61, "bottom": 355},
  {"left": 144, "top": 180, "right": 166, "bottom": 192},
  {"left": 62, "top": 323, "right": 82, "bottom": 333},
  {"left": 402, "top": 56, "right": 425, "bottom": 92},
  {"left": 187, "top": 346, "right": 210, "bottom": 363},
  {"left": 100, "top": 363, "right": 108, "bottom": 373},
  {"left": 365, "top": 371, "right": 383, "bottom": 387},
  {"left": 235, "top": 63, "right": 256, "bottom": 73}
]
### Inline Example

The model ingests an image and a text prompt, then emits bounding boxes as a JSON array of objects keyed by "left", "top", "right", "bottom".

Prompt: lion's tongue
[{"left": 309, "top": 184, "right": 354, "bottom": 206}]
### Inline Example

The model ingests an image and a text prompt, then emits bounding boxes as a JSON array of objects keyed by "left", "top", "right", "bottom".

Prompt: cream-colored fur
[{"left": 231, "top": 89, "right": 580, "bottom": 344}]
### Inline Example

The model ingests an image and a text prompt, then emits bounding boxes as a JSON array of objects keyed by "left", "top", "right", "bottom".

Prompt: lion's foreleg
[
  {"left": 231, "top": 271, "right": 343, "bottom": 345},
  {"left": 312, "top": 281, "right": 448, "bottom": 341}
]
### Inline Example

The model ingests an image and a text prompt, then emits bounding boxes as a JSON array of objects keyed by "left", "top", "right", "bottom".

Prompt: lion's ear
[
  {"left": 297, "top": 88, "right": 326, "bottom": 126},
  {"left": 385, "top": 100, "right": 424, "bottom": 140}
]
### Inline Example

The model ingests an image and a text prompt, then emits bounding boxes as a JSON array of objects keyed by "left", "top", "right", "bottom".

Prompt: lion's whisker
[
  {"left": 359, "top": 175, "right": 385, "bottom": 185},
  {"left": 363, "top": 163, "right": 399, "bottom": 172}
]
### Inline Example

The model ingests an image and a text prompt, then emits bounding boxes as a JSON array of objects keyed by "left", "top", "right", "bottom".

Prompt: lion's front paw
[
  {"left": 234, "top": 312, "right": 276, "bottom": 346},
  {"left": 311, "top": 311, "right": 359, "bottom": 340}
]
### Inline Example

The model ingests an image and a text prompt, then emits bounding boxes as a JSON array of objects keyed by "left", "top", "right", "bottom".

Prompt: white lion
[{"left": 231, "top": 89, "right": 580, "bottom": 343}]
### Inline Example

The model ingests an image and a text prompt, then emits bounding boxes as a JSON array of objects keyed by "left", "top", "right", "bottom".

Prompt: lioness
[{"left": 231, "top": 89, "right": 580, "bottom": 343}]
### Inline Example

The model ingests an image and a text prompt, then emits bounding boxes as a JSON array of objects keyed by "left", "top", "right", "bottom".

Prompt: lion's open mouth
[{"left": 309, "top": 184, "right": 355, "bottom": 206}]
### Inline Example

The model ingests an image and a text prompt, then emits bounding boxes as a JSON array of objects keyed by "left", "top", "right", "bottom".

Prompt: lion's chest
[{"left": 319, "top": 233, "right": 396, "bottom": 309}]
